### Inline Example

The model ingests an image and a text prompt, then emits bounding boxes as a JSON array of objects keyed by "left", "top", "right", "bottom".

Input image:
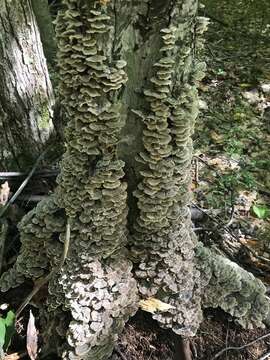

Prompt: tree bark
[
  {"left": 31, "top": 0, "right": 57, "bottom": 69},
  {"left": 0, "top": 0, "right": 54, "bottom": 170}
]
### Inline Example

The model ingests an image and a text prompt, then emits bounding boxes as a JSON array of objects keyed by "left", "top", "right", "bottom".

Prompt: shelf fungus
[
  {"left": 51, "top": 1, "right": 138, "bottom": 359},
  {"left": 196, "top": 243, "right": 270, "bottom": 329},
  {"left": 2, "top": 1, "right": 138, "bottom": 359},
  {"left": 132, "top": 4, "right": 203, "bottom": 337},
  {"left": 0, "top": 195, "right": 65, "bottom": 292}
]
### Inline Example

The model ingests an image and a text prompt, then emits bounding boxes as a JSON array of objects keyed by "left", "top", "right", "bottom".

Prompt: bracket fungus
[
  {"left": 1, "top": 1, "right": 270, "bottom": 360},
  {"left": 196, "top": 243, "right": 270, "bottom": 329},
  {"left": 132, "top": 2, "right": 203, "bottom": 336},
  {"left": 2, "top": 1, "right": 138, "bottom": 359}
]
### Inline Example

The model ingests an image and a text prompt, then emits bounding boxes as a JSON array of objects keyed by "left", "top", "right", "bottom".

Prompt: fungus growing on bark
[
  {"left": 1, "top": 1, "right": 138, "bottom": 358},
  {"left": 0, "top": 195, "right": 64, "bottom": 292},
  {"left": 197, "top": 243, "right": 270, "bottom": 328},
  {"left": 132, "top": 3, "right": 202, "bottom": 336}
]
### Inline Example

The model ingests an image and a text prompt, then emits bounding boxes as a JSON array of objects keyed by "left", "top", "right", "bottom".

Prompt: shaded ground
[
  {"left": 2, "top": 302, "right": 270, "bottom": 360},
  {"left": 110, "top": 310, "right": 270, "bottom": 360}
]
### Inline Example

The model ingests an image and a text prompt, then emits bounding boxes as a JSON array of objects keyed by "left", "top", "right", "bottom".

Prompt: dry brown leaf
[
  {"left": 4, "top": 353, "right": 24, "bottom": 360},
  {"left": 139, "top": 298, "right": 175, "bottom": 314},
  {"left": 0, "top": 182, "right": 10, "bottom": 206},
  {"left": 4, "top": 354, "right": 19, "bottom": 360},
  {"left": 235, "top": 190, "right": 257, "bottom": 212},
  {"left": 208, "top": 156, "right": 240, "bottom": 171},
  {"left": 210, "top": 131, "right": 223, "bottom": 143},
  {"left": 26, "top": 311, "right": 38, "bottom": 360}
]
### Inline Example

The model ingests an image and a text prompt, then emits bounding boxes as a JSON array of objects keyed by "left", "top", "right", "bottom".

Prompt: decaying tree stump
[{"left": 1, "top": 1, "right": 270, "bottom": 359}]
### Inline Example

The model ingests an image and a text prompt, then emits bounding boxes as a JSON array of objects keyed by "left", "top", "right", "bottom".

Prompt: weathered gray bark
[{"left": 0, "top": 0, "right": 54, "bottom": 169}]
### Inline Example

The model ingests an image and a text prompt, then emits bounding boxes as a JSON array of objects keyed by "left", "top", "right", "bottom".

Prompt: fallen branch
[
  {"left": 0, "top": 219, "right": 8, "bottom": 274},
  {"left": 0, "top": 148, "right": 50, "bottom": 219},
  {"left": 0, "top": 170, "right": 58, "bottom": 180},
  {"left": 211, "top": 331, "right": 270, "bottom": 359},
  {"left": 192, "top": 202, "right": 270, "bottom": 266},
  {"left": 114, "top": 346, "right": 128, "bottom": 360}
]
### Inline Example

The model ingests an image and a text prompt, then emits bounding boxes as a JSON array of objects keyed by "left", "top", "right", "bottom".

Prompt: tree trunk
[
  {"left": 31, "top": 0, "right": 57, "bottom": 69},
  {"left": 0, "top": 0, "right": 54, "bottom": 170},
  {"left": 1, "top": 1, "right": 270, "bottom": 360}
]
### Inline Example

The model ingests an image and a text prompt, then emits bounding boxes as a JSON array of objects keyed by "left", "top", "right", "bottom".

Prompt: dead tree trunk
[
  {"left": 0, "top": 0, "right": 54, "bottom": 170},
  {"left": 1, "top": 1, "right": 270, "bottom": 360}
]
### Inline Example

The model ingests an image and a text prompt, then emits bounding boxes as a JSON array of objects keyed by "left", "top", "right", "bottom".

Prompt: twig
[
  {"left": 0, "top": 170, "right": 58, "bottom": 180},
  {"left": 211, "top": 331, "right": 270, "bottom": 359},
  {"left": 191, "top": 202, "right": 232, "bottom": 234},
  {"left": 0, "top": 148, "right": 50, "bottom": 219},
  {"left": 114, "top": 346, "right": 128, "bottom": 360},
  {"left": 199, "top": 10, "right": 228, "bottom": 27},
  {"left": 225, "top": 190, "right": 235, "bottom": 227},
  {"left": 225, "top": 321, "right": 229, "bottom": 359},
  {"left": 258, "top": 350, "right": 270, "bottom": 360},
  {"left": 194, "top": 158, "right": 199, "bottom": 185},
  {"left": 0, "top": 219, "right": 8, "bottom": 275},
  {"left": 191, "top": 202, "right": 270, "bottom": 265},
  {"left": 17, "top": 195, "right": 49, "bottom": 203},
  {"left": 16, "top": 219, "right": 70, "bottom": 318}
]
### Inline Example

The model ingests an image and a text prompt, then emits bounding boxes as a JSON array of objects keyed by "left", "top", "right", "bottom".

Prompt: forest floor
[
  {"left": 1, "top": 0, "right": 270, "bottom": 359},
  {"left": 109, "top": 310, "right": 270, "bottom": 360}
]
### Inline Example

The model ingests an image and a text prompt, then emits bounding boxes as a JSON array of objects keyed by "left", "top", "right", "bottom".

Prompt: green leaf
[
  {"left": 4, "top": 310, "right": 15, "bottom": 351},
  {"left": 0, "top": 318, "right": 6, "bottom": 359},
  {"left": 252, "top": 205, "right": 270, "bottom": 219}
]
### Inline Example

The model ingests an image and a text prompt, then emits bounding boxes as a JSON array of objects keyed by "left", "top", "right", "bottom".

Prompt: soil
[
  {"left": 109, "top": 310, "right": 270, "bottom": 360},
  {"left": 2, "top": 286, "right": 270, "bottom": 360}
]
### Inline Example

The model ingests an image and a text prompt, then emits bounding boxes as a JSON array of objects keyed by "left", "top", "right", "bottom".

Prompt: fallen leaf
[
  {"left": 139, "top": 298, "right": 175, "bottom": 314},
  {"left": 26, "top": 311, "right": 38, "bottom": 360},
  {"left": 208, "top": 156, "right": 240, "bottom": 171},
  {"left": 0, "top": 318, "right": 6, "bottom": 360},
  {"left": 4, "top": 311, "right": 15, "bottom": 351},
  {"left": 198, "top": 99, "right": 208, "bottom": 110},
  {"left": 4, "top": 353, "right": 21, "bottom": 360},
  {"left": 0, "top": 182, "right": 10, "bottom": 206},
  {"left": 210, "top": 131, "right": 223, "bottom": 143},
  {"left": 252, "top": 204, "right": 270, "bottom": 219},
  {"left": 242, "top": 89, "right": 260, "bottom": 104},
  {"left": 235, "top": 191, "right": 257, "bottom": 212},
  {"left": 261, "top": 83, "right": 270, "bottom": 94}
]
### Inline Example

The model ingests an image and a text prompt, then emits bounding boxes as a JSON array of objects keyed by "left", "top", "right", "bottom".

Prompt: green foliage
[
  {"left": 0, "top": 318, "right": 6, "bottom": 359},
  {"left": 0, "top": 310, "right": 15, "bottom": 358},
  {"left": 252, "top": 204, "right": 270, "bottom": 219}
]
